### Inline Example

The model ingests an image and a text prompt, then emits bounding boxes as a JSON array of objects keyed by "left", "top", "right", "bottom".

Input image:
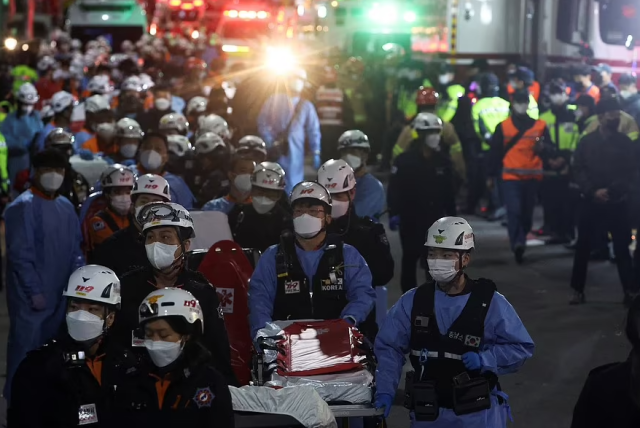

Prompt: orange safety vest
[
  {"left": 501, "top": 118, "right": 545, "bottom": 181},
  {"left": 577, "top": 84, "right": 601, "bottom": 104},
  {"left": 82, "top": 137, "right": 119, "bottom": 155},
  {"left": 507, "top": 81, "right": 541, "bottom": 102}
]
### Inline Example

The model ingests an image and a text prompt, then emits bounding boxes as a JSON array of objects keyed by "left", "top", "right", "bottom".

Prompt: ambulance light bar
[{"left": 224, "top": 10, "right": 270, "bottom": 19}]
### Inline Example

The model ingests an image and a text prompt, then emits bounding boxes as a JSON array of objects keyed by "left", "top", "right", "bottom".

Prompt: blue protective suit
[
  {"left": 258, "top": 95, "right": 321, "bottom": 193},
  {"left": 202, "top": 196, "right": 235, "bottom": 214},
  {"left": 375, "top": 285, "right": 534, "bottom": 428},
  {"left": 4, "top": 189, "right": 84, "bottom": 402},
  {"left": 172, "top": 96, "right": 185, "bottom": 115},
  {"left": 249, "top": 242, "right": 376, "bottom": 339},
  {"left": 164, "top": 172, "right": 195, "bottom": 210},
  {"left": 1, "top": 111, "right": 43, "bottom": 195},
  {"left": 354, "top": 173, "right": 386, "bottom": 220},
  {"left": 74, "top": 129, "right": 93, "bottom": 151}
]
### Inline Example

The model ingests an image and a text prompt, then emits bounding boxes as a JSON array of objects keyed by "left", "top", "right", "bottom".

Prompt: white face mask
[
  {"left": 438, "top": 74, "right": 451, "bottom": 85},
  {"left": 96, "top": 122, "right": 116, "bottom": 139},
  {"left": 252, "top": 196, "right": 277, "bottom": 214},
  {"left": 549, "top": 94, "right": 566, "bottom": 105},
  {"left": 233, "top": 174, "right": 252, "bottom": 193},
  {"left": 512, "top": 103, "right": 528, "bottom": 115},
  {"left": 293, "top": 214, "right": 323, "bottom": 239},
  {"left": 155, "top": 97, "right": 171, "bottom": 111},
  {"left": 145, "top": 242, "right": 179, "bottom": 270},
  {"left": 620, "top": 89, "right": 634, "bottom": 100},
  {"left": 120, "top": 143, "right": 138, "bottom": 158},
  {"left": 144, "top": 339, "right": 182, "bottom": 367},
  {"left": 66, "top": 310, "right": 105, "bottom": 342},
  {"left": 40, "top": 172, "right": 64, "bottom": 192},
  {"left": 425, "top": 134, "right": 441, "bottom": 150},
  {"left": 21, "top": 105, "right": 34, "bottom": 114},
  {"left": 140, "top": 150, "right": 164, "bottom": 171},
  {"left": 427, "top": 258, "right": 459, "bottom": 284},
  {"left": 111, "top": 194, "right": 132, "bottom": 215},
  {"left": 342, "top": 154, "right": 362, "bottom": 170},
  {"left": 331, "top": 199, "right": 350, "bottom": 218}
]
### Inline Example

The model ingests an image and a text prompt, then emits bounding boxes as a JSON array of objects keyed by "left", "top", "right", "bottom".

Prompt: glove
[
  {"left": 374, "top": 393, "right": 393, "bottom": 419},
  {"left": 462, "top": 352, "right": 482, "bottom": 371},
  {"left": 389, "top": 215, "right": 400, "bottom": 231},
  {"left": 313, "top": 154, "right": 322, "bottom": 170},
  {"left": 30, "top": 293, "right": 46, "bottom": 311},
  {"left": 77, "top": 149, "right": 94, "bottom": 161}
]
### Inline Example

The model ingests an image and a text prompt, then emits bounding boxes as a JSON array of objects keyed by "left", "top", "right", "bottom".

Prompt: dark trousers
[
  {"left": 570, "top": 201, "right": 636, "bottom": 294},
  {"left": 502, "top": 179, "right": 539, "bottom": 251},
  {"left": 399, "top": 220, "right": 430, "bottom": 293},
  {"left": 541, "top": 176, "right": 575, "bottom": 239}
]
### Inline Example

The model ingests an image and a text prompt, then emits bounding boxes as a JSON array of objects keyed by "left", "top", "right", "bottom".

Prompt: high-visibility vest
[
  {"left": 527, "top": 94, "right": 539, "bottom": 120},
  {"left": 501, "top": 118, "right": 546, "bottom": 181},
  {"left": 539, "top": 106, "right": 579, "bottom": 152},
  {"left": 472, "top": 97, "right": 511, "bottom": 150},
  {"left": 437, "top": 84, "right": 465, "bottom": 122},
  {"left": 315, "top": 86, "right": 344, "bottom": 126}
]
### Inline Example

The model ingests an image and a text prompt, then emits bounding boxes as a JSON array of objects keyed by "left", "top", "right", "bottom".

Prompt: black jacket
[
  {"left": 137, "top": 108, "right": 175, "bottom": 133},
  {"left": 573, "top": 130, "right": 639, "bottom": 202},
  {"left": 9, "top": 336, "right": 139, "bottom": 428},
  {"left": 90, "top": 224, "right": 150, "bottom": 277},
  {"left": 623, "top": 93, "right": 640, "bottom": 129},
  {"left": 229, "top": 199, "right": 292, "bottom": 253},
  {"left": 111, "top": 267, "right": 238, "bottom": 386},
  {"left": 329, "top": 210, "right": 394, "bottom": 286}
]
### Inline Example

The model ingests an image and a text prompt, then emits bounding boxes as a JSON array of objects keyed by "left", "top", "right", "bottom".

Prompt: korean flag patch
[{"left": 464, "top": 335, "right": 481, "bottom": 348}]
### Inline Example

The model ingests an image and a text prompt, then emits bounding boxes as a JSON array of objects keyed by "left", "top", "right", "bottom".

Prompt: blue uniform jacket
[
  {"left": 202, "top": 196, "right": 235, "bottom": 214},
  {"left": 354, "top": 173, "right": 386, "bottom": 220},
  {"left": 249, "top": 242, "right": 376, "bottom": 339},
  {"left": 74, "top": 129, "right": 93, "bottom": 151},
  {"left": 164, "top": 172, "right": 195, "bottom": 210},
  {"left": 257, "top": 95, "right": 321, "bottom": 193},
  {"left": 375, "top": 286, "right": 534, "bottom": 427},
  {"left": 2, "top": 111, "right": 43, "bottom": 192}
]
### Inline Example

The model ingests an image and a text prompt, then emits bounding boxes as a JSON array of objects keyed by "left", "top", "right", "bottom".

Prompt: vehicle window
[{"left": 599, "top": 0, "right": 640, "bottom": 45}]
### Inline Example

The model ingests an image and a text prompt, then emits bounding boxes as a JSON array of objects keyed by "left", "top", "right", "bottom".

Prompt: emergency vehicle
[{"left": 150, "top": 0, "right": 207, "bottom": 38}]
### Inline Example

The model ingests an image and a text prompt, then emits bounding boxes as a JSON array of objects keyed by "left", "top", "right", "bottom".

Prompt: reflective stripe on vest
[
  {"left": 316, "top": 86, "right": 345, "bottom": 126},
  {"left": 501, "top": 118, "right": 546, "bottom": 181},
  {"left": 539, "top": 109, "right": 579, "bottom": 152}
]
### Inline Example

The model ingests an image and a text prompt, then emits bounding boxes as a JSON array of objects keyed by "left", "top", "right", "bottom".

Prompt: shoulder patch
[
  {"left": 92, "top": 220, "right": 106, "bottom": 232},
  {"left": 390, "top": 165, "right": 398, "bottom": 174},
  {"left": 193, "top": 387, "right": 215, "bottom": 408}
]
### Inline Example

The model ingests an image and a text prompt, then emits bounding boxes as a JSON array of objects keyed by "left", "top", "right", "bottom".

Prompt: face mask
[
  {"left": 96, "top": 122, "right": 116, "bottom": 139},
  {"left": 604, "top": 118, "right": 621, "bottom": 132},
  {"left": 425, "top": 134, "right": 441, "bottom": 150},
  {"left": 111, "top": 194, "right": 132, "bottom": 215},
  {"left": 120, "top": 143, "right": 138, "bottom": 158},
  {"left": 513, "top": 104, "right": 528, "bottom": 115},
  {"left": 66, "top": 310, "right": 105, "bottom": 342},
  {"left": 620, "top": 89, "right": 634, "bottom": 100},
  {"left": 155, "top": 97, "right": 171, "bottom": 111},
  {"left": 549, "top": 94, "right": 566, "bottom": 105},
  {"left": 427, "top": 258, "right": 459, "bottom": 284},
  {"left": 145, "top": 242, "right": 179, "bottom": 270},
  {"left": 233, "top": 174, "right": 252, "bottom": 193},
  {"left": 140, "top": 150, "right": 164, "bottom": 171},
  {"left": 331, "top": 199, "right": 350, "bottom": 218},
  {"left": 342, "top": 154, "right": 362, "bottom": 170},
  {"left": 39, "top": 172, "right": 64, "bottom": 192},
  {"left": 438, "top": 74, "right": 450, "bottom": 85},
  {"left": 144, "top": 339, "right": 182, "bottom": 367},
  {"left": 290, "top": 79, "right": 304, "bottom": 93},
  {"left": 21, "top": 105, "right": 34, "bottom": 114},
  {"left": 252, "top": 196, "right": 277, "bottom": 214},
  {"left": 293, "top": 214, "right": 323, "bottom": 239},
  {"left": 575, "top": 109, "right": 584, "bottom": 120}
]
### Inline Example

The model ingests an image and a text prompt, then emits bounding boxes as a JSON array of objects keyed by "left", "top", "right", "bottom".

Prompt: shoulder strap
[
  {"left": 276, "top": 232, "right": 296, "bottom": 278},
  {"left": 502, "top": 121, "right": 535, "bottom": 160},
  {"left": 96, "top": 211, "right": 121, "bottom": 233},
  {"left": 409, "top": 282, "right": 438, "bottom": 347},
  {"left": 281, "top": 98, "right": 306, "bottom": 139}
]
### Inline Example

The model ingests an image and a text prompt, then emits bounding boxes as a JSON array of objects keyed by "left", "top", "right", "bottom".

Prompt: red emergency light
[
  {"left": 623, "top": 5, "right": 636, "bottom": 18},
  {"left": 223, "top": 9, "right": 270, "bottom": 19}
]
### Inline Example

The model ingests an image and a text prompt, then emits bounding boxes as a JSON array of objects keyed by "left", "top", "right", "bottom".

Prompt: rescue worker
[
  {"left": 595, "top": 63, "right": 617, "bottom": 94},
  {"left": 159, "top": 112, "right": 189, "bottom": 137},
  {"left": 90, "top": 174, "right": 171, "bottom": 276},
  {"left": 248, "top": 181, "right": 376, "bottom": 339},
  {"left": 117, "top": 288, "right": 234, "bottom": 426},
  {"left": 315, "top": 65, "right": 354, "bottom": 162},
  {"left": 575, "top": 95, "right": 596, "bottom": 133},
  {"left": 177, "top": 58, "right": 208, "bottom": 102},
  {"left": 137, "top": 83, "right": 176, "bottom": 132},
  {"left": 573, "top": 64, "right": 601, "bottom": 104},
  {"left": 9, "top": 265, "right": 137, "bottom": 427},
  {"left": 191, "top": 132, "right": 231, "bottom": 207},
  {"left": 507, "top": 67, "right": 539, "bottom": 119},
  {"left": 44, "top": 128, "right": 90, "bottom": 209},
  {"left": 166, "top": 134, "right": 193, "bottom": 177},
  {"left": 81, "top": 110, "right": 118, "bottom": 155},
  {"left": 539, "top": 82, "right": 580, "bottom": 244},
  {"left": 435, "top": 63, "right": 465, "bottom": 123},
  {"left": 75, "top": 95, "right": 112, "bottom": 150},
  {"left": 88, "top": 165, "right": 135, "bottom": 254},
  {"left": 202, "top": 155, "right": 255, "bottom": 214},
  {"left": 570, "top": 98, "right": 638, "bottom": 306},
  {"left": 113, "top": 117, "right": 144, "bottom": 166},
  {"left": 34, "top": 90, "right": 76, "bottom": 152},
  {"left": 2, "top": 83, "right": 42, "bottom": 197},
  {"left": 4, "top": 148, "right": 85, "bottom": 402},
  {"left": 185, "top": 96, "right": 208, "bottom": 134},
  {"left": 374, "top": 216, "right": 534, "bottom": 426},
  {"left": 236, "top": 135, "right": 267, "bottom": 164},
  {"left": 618, "top": 73, "right": 640, "bottom": 128},
  {"left": 112, "top": 202, "right": 237, "bottom": 385},
  {"left": 137, "top": 132, "right": 195, "bottom": 209},
  {"left": 257, "top": 68, "right": 321, "bottom": 193},
  {"left": 581, "top": 97, "right": 639, "bottom": 140},
  {"left": 389, "top": 113, "right": 457, "bottom": 293},
  {"left": 35, "top": 56, "right": 62, "bottom": 109},
  {"left": 196, "top": 114, "right": 231, "bottom": 144},
  {"left": 487, "top": 90, "right": 551, "bottom": 263},
  {"left": 115, "top": 75, "right": 145, "bottom": 120},
  {"left": 338, "top": 130, "right": 386, "bottom": 219},
  {"left": 229, "top": 161, "right": 291, "bottom": 252}
]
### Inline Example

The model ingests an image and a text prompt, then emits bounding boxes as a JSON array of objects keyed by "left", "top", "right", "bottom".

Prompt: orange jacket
[
  {"left": 577, "top": 84, "right": 601, "bottom": 104},
  {"left": 501, "top": 118, "right": 546, "bottom": 181},
  {"left": 88, "top": 208, "right": 130, "bottom": 250},
  {"left": 82, "top": 137, "right": 119, "bottom": 155}
]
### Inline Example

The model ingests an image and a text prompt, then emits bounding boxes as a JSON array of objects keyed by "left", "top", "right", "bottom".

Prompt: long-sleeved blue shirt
[{"left": 354, "top": 172, "right": 386, "bottom": 220}]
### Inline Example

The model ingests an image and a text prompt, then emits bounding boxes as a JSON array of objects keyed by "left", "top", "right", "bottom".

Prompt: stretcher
[{"left": 234, "top": 405, "right": 384, "bottom": 428}]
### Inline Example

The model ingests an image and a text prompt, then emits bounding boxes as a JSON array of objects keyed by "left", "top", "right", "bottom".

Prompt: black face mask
[{"left": 604, "top": 118, "right": 621, "bottom": 132}]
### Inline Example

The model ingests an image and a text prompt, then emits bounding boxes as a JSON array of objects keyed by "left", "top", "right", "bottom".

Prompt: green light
[
  {"left": 368, "top": 4, "right": 398, "bottom": 24},
  {"left": 403, "top": 11, "right": 416, "bottom": 23}
]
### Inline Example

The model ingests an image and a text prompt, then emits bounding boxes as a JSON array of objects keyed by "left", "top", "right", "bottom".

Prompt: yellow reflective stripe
[
  {"left": 629, "top": 131, "right": 639, "bottom": 141},
  {"left": 392, "top": 144, "right": 404, "bottom": 157},
  {"left": 482, "top": 141, "right": 491, "bottom": 151},
  {"left": 450, "top": 142, "right": 462, "bottom": 153}
]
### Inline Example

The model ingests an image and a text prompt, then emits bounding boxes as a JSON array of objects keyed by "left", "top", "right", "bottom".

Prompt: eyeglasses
[{"left": 293, "top": 208, "right": 325, "bottom": 218}]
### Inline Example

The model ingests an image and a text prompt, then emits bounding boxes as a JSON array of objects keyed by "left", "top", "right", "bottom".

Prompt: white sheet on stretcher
[
  {"left": 266, "top": 370, "right": 373, "bottom": 404},
  {"left": 230, "top": 385, "right": 337, "bottom": 428}
]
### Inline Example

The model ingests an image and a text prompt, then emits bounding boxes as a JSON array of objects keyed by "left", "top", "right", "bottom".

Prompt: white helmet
[
  {"left": 252, "top": 162, "right": 286, "bottom": 190},
  {"left": 139, "top": 288, "right": 203, "bottom": 332},
  {"left": 137, "top": 202, "right": 195, "bottom": 238},
  {"left": 63, "top": 265, "right": 121, "bottom": 306},
  {"left": 317, "top": 159, "right": 355, "bottom": 194},
  {"left": 195, "top": 132, "right": 226, "bottom": 154},
  {"left": 101, "top": 164, "right": 135, "bottom": 188},
  {"left": 167, "top": 135, "right": 192, "bottom": 157},
  {"left": 197, "top": 114, "right": 229, "bottom": 139},
  {"left": 50, "top": 91, "right": 76, "bottom": 113},
  {"left": 17, "top": 83, "right": 39, "bottom": 104},
  {"left": 139, "top": 73, "right": 155, "bottom": 91},
  {"left": 425, "top": 217, "right": 474, "bottom": 251},
  {"left": 71, "top": 38, "right": 82, "bottom": 51},
  {"left": 187, "top": 96, "right": 208, "bottom": 115},
  {"left": 132, "top": 174, "right": 171, "bottom": 201},
  {"left": 413, "top": 112, "right": 443, "bottom": 131},
  {"left": 37, "top": 55, "right": 56, "bottom": 71},
  {"left": 121, "top": 75, "right": 143, "bottom": 92},
  {"left": 87, "top": 75, "right": 113, "bottom": 95},
  {"left": 116, "top": 118, "right": 143, "bottom": 139},
  {"left": 159, "top": 113, "right": 189, "bottom": 134},
  {"left": 85, "top": 94, "right": 111, "bottom": 113},
  {"left": 338, "top": 130, "right": 370, "bottom": 151},
  {"left": 290, "top": 181, "right": 332, "bottom": 207},
  {"left": 237, "top": 135, "right": 267, "bottom": 156},
  {"left": 40, "top": 104, "right": 55, "bottom": 119},
  {"left": 121, "top": 40, "right": 134, "bottom": 52}
]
